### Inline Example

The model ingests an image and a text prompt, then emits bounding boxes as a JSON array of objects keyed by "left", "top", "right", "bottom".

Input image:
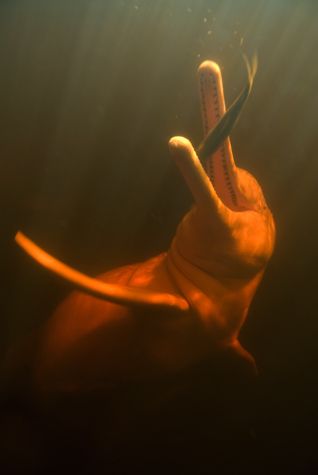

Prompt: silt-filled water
[{"left": 0, "top": 1, "right": 317, "bottom": 473}]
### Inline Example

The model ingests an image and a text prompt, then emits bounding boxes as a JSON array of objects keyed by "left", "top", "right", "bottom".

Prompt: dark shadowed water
[{"left": 0, "top": 1, "right": 318, "bottom": 473}]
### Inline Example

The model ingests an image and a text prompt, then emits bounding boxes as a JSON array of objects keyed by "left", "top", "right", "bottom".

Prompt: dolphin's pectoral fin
[
  {"left": 226, "top": 340, "right": 258, "bottom": 376},
  {"left": 15, "top": 232, "right": 189, "bottom": 312}
]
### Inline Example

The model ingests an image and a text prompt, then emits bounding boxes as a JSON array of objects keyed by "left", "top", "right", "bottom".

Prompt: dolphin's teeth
[
  {"left": 197, "top": 56, "right": 257, "bottom": 212},
  {"left": 197, "top": 55, "right": 256, "bottom": 161}
]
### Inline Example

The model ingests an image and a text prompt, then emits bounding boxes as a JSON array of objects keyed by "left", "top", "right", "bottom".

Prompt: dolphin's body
[{"left": 5, "top": 57, "right": 275, "bottom": 395}]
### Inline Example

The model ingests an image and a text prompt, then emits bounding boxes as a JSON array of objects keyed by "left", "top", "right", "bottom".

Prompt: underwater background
[{"left": 0, "top": 0, "right": 317, "bottom": 473}]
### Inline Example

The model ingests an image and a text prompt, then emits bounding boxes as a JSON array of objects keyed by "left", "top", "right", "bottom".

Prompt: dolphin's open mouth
[
  {"left": 13, "top": 56, "right": 262, "bottom": 312},
  {"left": 196, "top": 56, "right": 257, "bottom": 212}
]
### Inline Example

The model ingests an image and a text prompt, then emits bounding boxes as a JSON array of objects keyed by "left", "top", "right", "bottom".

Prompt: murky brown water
[{"left": 0, "top": 1, "right": 317, "bottom": 473}]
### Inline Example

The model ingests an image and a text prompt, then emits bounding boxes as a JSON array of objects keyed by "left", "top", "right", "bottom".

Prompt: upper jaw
[
  {"left": 196, "top": 58, "right": 258, "bottom": 213},
  {"left": 210, "top": 167, "right": 270, "bottom": 214},
  {"left": 169, "top": 136, "right": 269, "bottom": 218}
]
